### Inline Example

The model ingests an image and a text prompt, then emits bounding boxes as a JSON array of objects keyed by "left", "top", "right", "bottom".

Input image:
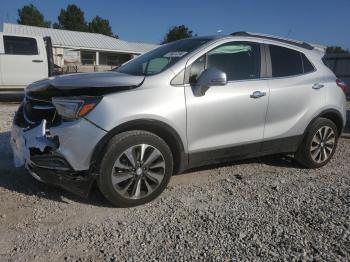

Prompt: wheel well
[
  {"left": 319, "top": 110, "right": 343, "bottom": 135},
  {"left": 90, "top": 120, "right": 186, "bottom": 175}
]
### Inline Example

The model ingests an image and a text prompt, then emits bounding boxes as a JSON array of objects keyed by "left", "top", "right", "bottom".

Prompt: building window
[
  {"left": 107, "top": 55, "right": 119, "bottom": 66},
  {"left": 81, "top": 52, "right": 96, "bottom": 65},
  {"left": 103, "top": 53, "right": 132, "bottom": 66}
]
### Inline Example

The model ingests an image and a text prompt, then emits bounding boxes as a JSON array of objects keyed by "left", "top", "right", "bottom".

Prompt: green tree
[
  {"left": 88, "top": 16, "right": 114, "bottom": 37},
  {"left": 326, "top": 46, "right": 349, "bottom": 54},
  {"left": 162, "top": 25, "right": 193, "bottom": 44},
  {"left": 17, "top": 4, "right": 51, "bottom": 28},
  {"left": 54, "top": 4, "right": 88, "bottom": 32}
]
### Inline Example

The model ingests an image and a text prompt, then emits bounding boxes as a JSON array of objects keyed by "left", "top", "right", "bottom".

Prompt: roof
[
  {"left": 231, "top": 31, "right": 314, "bottom": 50},
  {"left": 2, "top": 23, "right": 158, "bottom": 54}
]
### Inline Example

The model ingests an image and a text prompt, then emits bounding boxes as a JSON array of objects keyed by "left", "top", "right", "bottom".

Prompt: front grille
[{"left": 18, "top": 97, "right": 61, "bottom": 128}]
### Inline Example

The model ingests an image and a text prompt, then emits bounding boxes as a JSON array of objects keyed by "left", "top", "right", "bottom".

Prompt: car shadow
[
  {"left": 0, "top": 92, "right": 24, "bottom": 102},
  {"left": 343, "top": 108, "right": 350, "bottom": 136}
]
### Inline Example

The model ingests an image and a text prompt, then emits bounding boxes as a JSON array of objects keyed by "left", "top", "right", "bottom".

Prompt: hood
[{"left": 26, "top": 71, "right": 145, "bottom": 101}]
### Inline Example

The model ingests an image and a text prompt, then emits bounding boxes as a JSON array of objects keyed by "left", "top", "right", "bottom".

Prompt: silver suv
[{"left": 11, "top": 32, "right": 347, "bottom": 207}]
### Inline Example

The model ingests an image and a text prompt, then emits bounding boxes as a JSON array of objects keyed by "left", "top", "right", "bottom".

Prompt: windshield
[{"left": 115, "top": 38, "right": 210, "bottom": 76}]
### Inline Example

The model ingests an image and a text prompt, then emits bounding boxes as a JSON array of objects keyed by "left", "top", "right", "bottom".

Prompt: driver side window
[{"left": 189, "top": 41, "right": 261, "bottom": 83}]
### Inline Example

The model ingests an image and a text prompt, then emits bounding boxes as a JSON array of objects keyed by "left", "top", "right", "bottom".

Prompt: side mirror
[{"left": 195, "top": 68, "right": 227, "bottom": 96}]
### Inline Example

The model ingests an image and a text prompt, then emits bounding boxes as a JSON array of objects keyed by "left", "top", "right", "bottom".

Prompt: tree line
[
  {"left": 16, "top": 4, "right": 193, "bottom": 43},
  {"left": 18, "top": 4, "right": 118, "bottom": 38},
  {"left": 15, "top": 4, "right": 349, "bottom": 52}
]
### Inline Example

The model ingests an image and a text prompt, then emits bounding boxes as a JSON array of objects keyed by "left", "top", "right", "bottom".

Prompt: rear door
[
  {"left": 0, "top": 35, "right": 48, "bottom": 88},
  {"left": 263, "top": 44, "right": 327, "bottom": 147}
]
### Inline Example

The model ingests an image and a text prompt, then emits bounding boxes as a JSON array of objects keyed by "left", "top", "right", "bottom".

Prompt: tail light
[{"left": 336, "top": 79, "right": 347, "bottom": 95}]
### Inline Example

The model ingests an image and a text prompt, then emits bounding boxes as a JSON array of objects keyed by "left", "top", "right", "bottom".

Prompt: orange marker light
[{"left": 79, "top": 103, "right": 96, "bottom": 117}]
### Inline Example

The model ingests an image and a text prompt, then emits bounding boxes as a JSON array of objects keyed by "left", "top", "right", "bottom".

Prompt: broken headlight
[{"left": 52, "top": 96, "right": 102, "bottom": 120}]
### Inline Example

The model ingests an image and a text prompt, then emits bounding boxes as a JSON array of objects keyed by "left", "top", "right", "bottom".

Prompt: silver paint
[
  {"left": 12, "top": 34, "right": 347, "bottom": 175},
  {"left": 49, "top": 118, "right": 107, "bottom": 170}
]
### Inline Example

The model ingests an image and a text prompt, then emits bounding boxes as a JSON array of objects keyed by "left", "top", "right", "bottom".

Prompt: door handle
[
  {"left": 312, "top": 83, "right": 324, "bottom": 89},
  {"left": 250, "top": 91, "right": 266, "bottom": 98},
  {"left": 32, "top": 60, "right": 43, "bottom": 63}
]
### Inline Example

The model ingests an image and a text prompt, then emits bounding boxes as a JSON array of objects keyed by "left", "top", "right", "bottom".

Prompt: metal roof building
[
  {"left": 1, "top": 23, "right": 158, "bottom": 69},
  {"left": 2, "top": 23, "right": 157, "bottom": 54}
]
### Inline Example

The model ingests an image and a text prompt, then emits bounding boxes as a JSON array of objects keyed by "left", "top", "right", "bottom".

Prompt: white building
[{"left": 1, "top": 23, "right": 158, "bottom": 69}]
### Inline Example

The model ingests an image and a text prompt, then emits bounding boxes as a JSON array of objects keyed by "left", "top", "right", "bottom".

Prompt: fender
[{"left": 89, "top": 119, "right": 188, "bottom": 175}]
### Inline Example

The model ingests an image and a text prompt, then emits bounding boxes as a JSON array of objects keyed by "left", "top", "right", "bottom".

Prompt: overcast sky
[{"left": 0, "top": 0, "right": 349, "bottom": 48}]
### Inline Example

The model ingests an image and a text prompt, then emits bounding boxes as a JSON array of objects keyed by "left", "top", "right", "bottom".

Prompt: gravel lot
[{"left": 0, "top": 101, "right": 349, "bottom": 262}]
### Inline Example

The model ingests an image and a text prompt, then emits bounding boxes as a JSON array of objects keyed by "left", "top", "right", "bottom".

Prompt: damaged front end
[
  {"left": 11, "top": 96, "right": 106, "bottom": 197},
  {"left": 10, "top": 71, "right": 144, "bottom": 197}
]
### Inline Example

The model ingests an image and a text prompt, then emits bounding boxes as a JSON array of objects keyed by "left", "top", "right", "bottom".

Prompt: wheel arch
[
  {"left": 317, "top": 109, "right": 344, "bottom": 136},
  {"left": 304, "top": 108, "right": 344, "bottom": 139},
  {"left": 90, "top": 119, "right": 188, "bottom": 175},
  {"left": 295, "top": 108, "right": 343, "bottom": 168}
]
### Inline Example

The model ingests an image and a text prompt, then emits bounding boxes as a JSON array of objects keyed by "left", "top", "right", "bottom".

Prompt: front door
[{"left": 185, "top": 41, "right": 269, "bottom": 164}]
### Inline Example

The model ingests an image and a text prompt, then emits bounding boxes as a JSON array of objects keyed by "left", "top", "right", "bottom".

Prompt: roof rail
[{"left": 231, "top": 31, "right": 314, "bottom": 50}]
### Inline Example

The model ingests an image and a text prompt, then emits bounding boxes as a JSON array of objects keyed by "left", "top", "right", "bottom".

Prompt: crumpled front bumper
[
  {"left": 11, "top": 108, "right": 107, "bottom": 197},
  {"left": 25, "top": 162, "right": 96, "bottom": 197}
]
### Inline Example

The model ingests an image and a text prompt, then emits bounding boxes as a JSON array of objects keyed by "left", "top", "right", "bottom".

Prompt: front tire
[
  {"left": 98, "top": 130, "right": 173, "bottom": 207},
  {"left": 295, "top": 117, "right": 338, "bottom": 168}
]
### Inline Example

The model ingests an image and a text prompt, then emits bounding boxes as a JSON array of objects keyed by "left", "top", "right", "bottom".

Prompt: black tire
[
  {"left": 98, "top": 130, "right": 173, "bottom": 207},
  {"left": 295, "top": 117, "right": 338, "bottom": 168}
]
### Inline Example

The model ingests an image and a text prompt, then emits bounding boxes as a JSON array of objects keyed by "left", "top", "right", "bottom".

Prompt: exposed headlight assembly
[{"left": 52, "top": 96, "right": 102, "bottom": 120}]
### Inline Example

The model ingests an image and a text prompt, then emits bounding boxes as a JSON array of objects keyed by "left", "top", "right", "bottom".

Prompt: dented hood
[{"left": 26, "top": 71, "right": 145, "bottom": 101}]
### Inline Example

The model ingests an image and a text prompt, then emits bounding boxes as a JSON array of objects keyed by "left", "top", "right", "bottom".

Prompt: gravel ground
[{"left": 0, "top": 102, "right": 349, "bottom": 262}]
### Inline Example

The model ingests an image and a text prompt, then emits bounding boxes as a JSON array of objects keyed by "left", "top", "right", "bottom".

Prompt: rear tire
[
  {"left": 295, "top": 117, "right": 338, "bottom": 168},
  {"left": 98, "top": 130, "right": 173, "bottom": 207}
]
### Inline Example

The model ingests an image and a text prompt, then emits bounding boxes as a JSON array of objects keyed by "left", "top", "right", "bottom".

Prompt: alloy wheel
[
  {"left": 310, "top": 126, "right": 336, "bottom": 164},
  {"left": 111, "top": 144, "right": 166, "bottom": 199}
]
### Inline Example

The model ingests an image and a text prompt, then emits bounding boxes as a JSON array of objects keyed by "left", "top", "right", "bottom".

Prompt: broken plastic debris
[{"left": 11, "top": 120, "right": 57, "bottom": 167}]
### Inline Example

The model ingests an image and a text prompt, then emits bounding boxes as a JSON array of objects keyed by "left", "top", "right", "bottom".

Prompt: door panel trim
[
  {"left": 260, "top": 135, "right": 302, "bottom": 154},
  {"left": 188, "top": 135, "right": 302, "bottom": 169},
  {"left": 189, "top": 141, "right": 260, "bottom": 167}
]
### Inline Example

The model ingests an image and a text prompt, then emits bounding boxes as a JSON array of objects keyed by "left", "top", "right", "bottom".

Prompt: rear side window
[
  {"left": 302, "top": 54, "right": 315, "bottom": 73},
  {"left": 269, "top": 45, "right": 314, "bottom": 77},
  {"left": 3, "top": 36, "right": 38, "bottom": 55},
  {"left": 270, "top": 45, "right": 302, "bottom": 77}
]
